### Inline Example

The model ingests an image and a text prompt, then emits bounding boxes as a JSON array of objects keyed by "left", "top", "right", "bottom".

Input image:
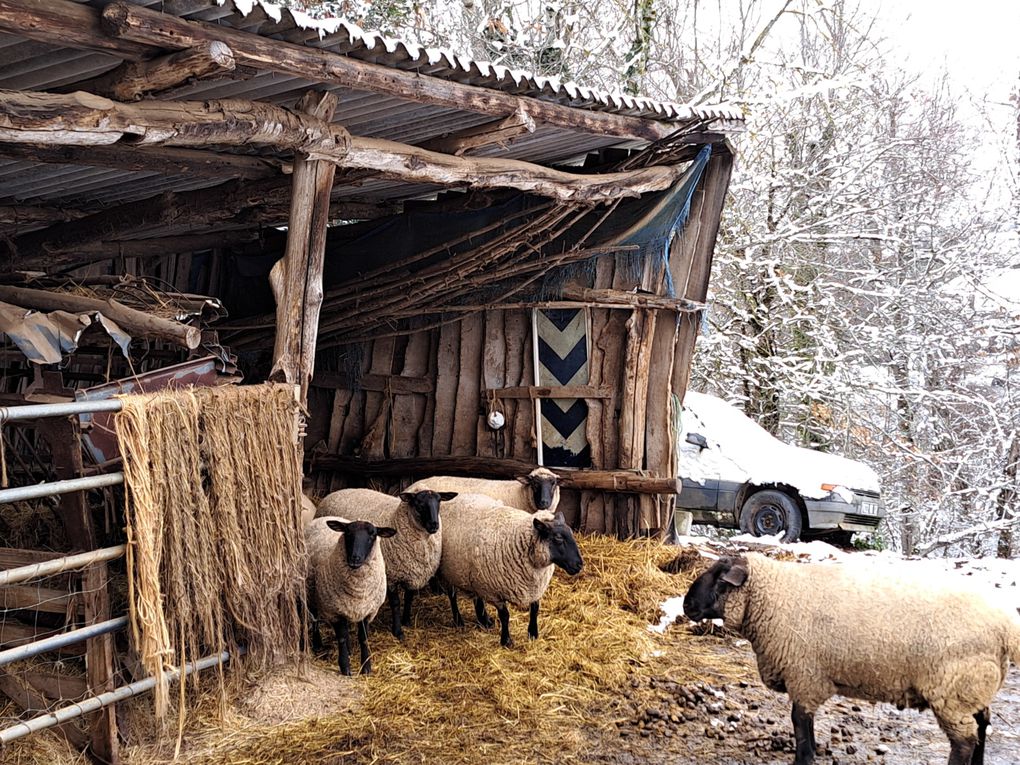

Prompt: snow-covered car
[{"left": 676, "top": 392, "right": 883, "bottom": 543}]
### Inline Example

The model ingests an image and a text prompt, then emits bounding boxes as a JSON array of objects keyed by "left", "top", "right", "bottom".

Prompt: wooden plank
[
  {"left": 83, "top": 560, "right": 118, "bottom": 764},
  {"left": 100, "top": 1, "right": 693, "bottom": 142},
  {"left": 311, "top": 371, "right": 433, "bottom": 394},
  {"left": 310, "top": 454, "right": 682, "bottom": 493},
  {"left": 502, "top": 310, "right": 530, "bottom": 461},
  {"left": 672, "top": 151, "right": 734, "bottom": 397},
  {"left": 0, "top": 583, "right": 79, "bottom": 614},
  {"left": 20, "top": 669, "right": 87, "bottom": 700},
  {"left": 486, "top": 384, "right": 612, "bottom": 399},
  {"left": 0, "top": 671, "right": 88, "bottom": 749},
  {"left": 431, "top": 320, "right": 460, "bottom": 456},
  {"left": 0, "top": 548, "right": 64, "bottom": 569},
  {"left": 451, "top": 313, "right": 483, "bottom": 457},
  {"left": 0, "top": 622, "right": 85, "bottom": 656},
  {"left": 420, "top": 106, "right": 536, "bottom": 156},
  {"left": 415, "top": 329, "right": 439, "bottom": 458},
  {"left": 478, "top": 310, "right": 505, "bottom": 459},
  {"left": 391, "top": 330, "right": 431, "bottom": 459},
  {"left": 359, "top": 337, "right": 395, "bottom": 460}
]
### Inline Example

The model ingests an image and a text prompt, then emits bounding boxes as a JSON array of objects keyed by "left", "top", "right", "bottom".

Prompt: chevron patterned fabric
[{"left": 536, "top": 308, "right": 591, "bottom": 467}]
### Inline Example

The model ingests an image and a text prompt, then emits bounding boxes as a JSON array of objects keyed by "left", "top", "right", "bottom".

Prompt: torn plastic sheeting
[{"left": 0, "top": 302, "right": 133, "bottom": 364}]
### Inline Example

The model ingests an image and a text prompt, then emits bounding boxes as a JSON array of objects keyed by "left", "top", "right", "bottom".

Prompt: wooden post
[
  {"left": 671, "top": 150, "right": 734, "bottom": 397},
  {"left": 269, "top": 90, "right": 339, "bottom": 406}
]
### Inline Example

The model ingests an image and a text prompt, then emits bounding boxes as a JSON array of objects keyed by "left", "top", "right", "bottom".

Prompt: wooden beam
[
  {"left": 269, "top": 90, "right": 339, "bottom": 404},
  {"left": 0, "top": 89, "right": 697, "bottom": 203},
  {"left": 70, "top": 40, "right": 236, "bottom": 101},
  {"left": 0, "top": 284, "right": 201, "bottom": 349},
  {"left": 0, "top": 0, "right": 152, "bottom": 60},
  {"left": 74, "top": 231, "right": 260, "bottom": 259},
  {"left": 0, "top": 621, "right": 85, "bottom": 655},
  {"left": 486, "top": 385, "right": 612, "bottom": 399},
  {"left": 0, "top": 205, "right": 86, "bottom": 226},
  {"left": 0, "top": 670, "right": 88, "bottom": 750},
  {"left": 561, "top": 287, "right": 705, "bottom": 311},
  {"left": 308, "top": 454, "right": 682, "bottom": 494},
  {"left": 420, "top": 106, "right": 536, "bottom": 156},
  {"left": 311, "top": 371, "right": 433, "bottom": 394},
  {"left": 0, "top": 89, "right": 350, "bottom": 154},
  {"left": 0, "top": 142, "right": 289, "bottom": 180},
  {"left": 83, "top": 561, "right": 118, "bottom": 764},
  {"left": 0, "top": 583, "right": 80, "bottom": 614},
  {"left": 100, "top": 1, "right": 691, "bottom": 142}
]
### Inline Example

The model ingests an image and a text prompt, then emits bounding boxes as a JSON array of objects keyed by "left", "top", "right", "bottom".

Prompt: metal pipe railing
[
  {"left": 0, "top": 398, "right": 122, "bottom": 423},
  {"left": 0, "top": 544, "right": 127, "bottom": 587},
  {"left": 0, "top": 649, "right": 237, "bottom": 745},
  {"left": 0, "top": 472, "right": 124, "bottom": 504},
  {"left": 0, "top": 617, "right": 128, "bottom": 668}
]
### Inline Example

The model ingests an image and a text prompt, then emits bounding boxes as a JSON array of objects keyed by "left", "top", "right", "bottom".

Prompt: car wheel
[{"left": 739, "top": 490, "right": 803, "bottom": 543}]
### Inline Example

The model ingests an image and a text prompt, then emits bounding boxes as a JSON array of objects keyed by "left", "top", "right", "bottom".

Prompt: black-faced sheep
[
  {"left": 304, "top": 516, "right": 396, "bottom": 675},
  {"left": 439, "top": 494, "right": 583, "bottom": 647},
  {"left": 684, "top": 553, "right": 1020, "bottom": 765},
  {"left": 408, "top": 467, "right": 560, "bottom": 513},
  {"left": 315, "top": 488, "right": 456, "bottom": 639}
]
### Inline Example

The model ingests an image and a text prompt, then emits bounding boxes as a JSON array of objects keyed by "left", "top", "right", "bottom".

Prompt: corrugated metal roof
[{"left": 0, "top": 0, "right": 742, "bottom": 250}]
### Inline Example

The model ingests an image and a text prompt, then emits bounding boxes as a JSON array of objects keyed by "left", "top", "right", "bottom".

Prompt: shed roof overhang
[{"left": 0, "top": 0, "right": 742, "bottom": 273}]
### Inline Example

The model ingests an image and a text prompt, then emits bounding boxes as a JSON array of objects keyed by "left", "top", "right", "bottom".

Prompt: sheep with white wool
[
  {"left": 315, "top": 487, "right": 456, "bottom": 639},
  {"left": 439, "top": 494, "right": 583, "bottom": 647},
  {"left": 304, "top": 516, "right": 396, "bottom": 675},
  {"left": 683, "top": 553, "right": 1020, "bottom": 765},
  {"left": 407, "top": 467, "right": 560, "bottom": 514}
]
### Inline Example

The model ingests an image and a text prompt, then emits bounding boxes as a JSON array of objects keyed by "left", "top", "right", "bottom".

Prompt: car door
[{"left": 676, "top": 405, "right": 721, "bottom": 520}]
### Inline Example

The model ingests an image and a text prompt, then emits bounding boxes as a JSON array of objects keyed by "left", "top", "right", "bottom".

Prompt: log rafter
[{"left": 0, "top": 89, "right": 700, "bottom": 206}]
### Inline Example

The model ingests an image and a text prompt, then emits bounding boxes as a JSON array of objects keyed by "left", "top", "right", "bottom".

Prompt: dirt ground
[{"left": 588, "top": 628, "right": 1020, "bottom": 765}]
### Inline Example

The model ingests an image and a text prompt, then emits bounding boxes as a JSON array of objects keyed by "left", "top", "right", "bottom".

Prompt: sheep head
[
  {"left": 517, "top": 467, "right": 560, "bottom": 511},
  {"left": 533, "top": 511, "right": 583, "bottom": 575},
  {"left": 326, "top": 519, "right": 396, "bottom": 569},
  {"left": 683, "top": 555, "right": 749, "bottom": 622},
  {"left": 398, "top": 489, "right": 457, "bottom": 534}
]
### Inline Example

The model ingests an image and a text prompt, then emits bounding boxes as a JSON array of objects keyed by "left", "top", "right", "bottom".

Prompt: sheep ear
[
  {"left": 326, "top": 519, "right": 349, "bottom": 534},
  {"left": 376, "top": 526, "right": 398, "bottom": 538},
  {"left": 398, "top": 492, "right": 414, "bottom": 504},
  {"left": 516, "top": 475, "right": 531, "bottom": 485},
  {"left": 438, "top": 491, "right": 458, "bottom": 502},
  {"left": 720, "top": 562, "right": 748, "bottom": 587},
  {"left": 533, "top": 517, "right": 551, "bottom": 538},
  {"left": 553, "top": 511, "right": 565, "bottom": 525}
]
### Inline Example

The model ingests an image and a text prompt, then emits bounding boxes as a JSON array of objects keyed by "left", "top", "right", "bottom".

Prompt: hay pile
[
  {"left": 115, "top": 384, "right": 306, "bottom": 721},
  {"left": 118, "top": 535, "right": 739, "bottom": 765}
]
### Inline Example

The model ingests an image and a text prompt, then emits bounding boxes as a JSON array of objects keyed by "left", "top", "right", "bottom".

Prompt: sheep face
[
  {"left": 683, "top": 556, "right": 749, "bottom": 622},
  {"left": 517, "top": 469, "right": 560, "bottom": 510},
  {"left": 398, "top": 490, "right": 457, "bottom": 534},
  {"left": 534, "top": 512, "right": 583, "bottom": 575},
  {"left": 326, "top": 519, "right": 397, "bottom": 569}
]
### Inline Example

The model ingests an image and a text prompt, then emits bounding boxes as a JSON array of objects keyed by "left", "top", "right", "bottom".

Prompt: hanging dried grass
[{"left": 115, "top": 384, "right": 306, "bottom": 722}]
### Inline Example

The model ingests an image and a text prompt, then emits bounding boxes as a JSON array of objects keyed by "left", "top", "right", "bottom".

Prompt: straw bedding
[
  {"left": 115, "top": 535, "right": 740, "bottom": 765},
  {"left": 114, "top": 384, "right": 306, "bottom": 721}
]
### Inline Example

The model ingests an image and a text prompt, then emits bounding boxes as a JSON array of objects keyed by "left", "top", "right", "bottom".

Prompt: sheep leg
[
  {"left": 402, "top": 587, "right": 415, "bottom": 628},
  {"left": 497, "top": 604, "right": 513, "bottom": 648},
  {"left": 474, "top": 597, "right": 494, "bottom": 628},
  {"left": 948, "top": 738, "right": 977, "bottom": 765},
  {"left": 447, "top": 585, "right": 466, "bottom": 628},
  {"left": 357, "top": 618, "right": 372, "bottom": 675},
  {"left": 387, "top": 585, "right": 404, "bottom": 640},
  {"left": 310, "top": 617, "right": 323, "bottom": 654},
  {"left": 791, "top": 703, "right": 816, "bottom": 764},
  {"left": 971, "top": 707, "right": 990, "bottom": 765},
  {"left": 528, "top": 601, "right": 539, "bottom": 640},
  {"left": 333, "top": 617, "right": 352, "bottom": 676}
]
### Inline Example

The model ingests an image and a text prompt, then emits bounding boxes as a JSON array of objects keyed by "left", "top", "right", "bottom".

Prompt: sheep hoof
[
  {"left": 500, "top": 637, "right": 514, "bottom": 648},
  {"left": 360, "top": 663, "right": 372, "bottom": 675}
]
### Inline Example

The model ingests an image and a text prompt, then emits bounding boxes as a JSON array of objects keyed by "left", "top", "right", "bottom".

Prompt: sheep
[
  {"left": 315, "top": 487, "right": 457, "bottom": 640},
  {"left": 407, "top": 467, "right": 560, "bottom": 514},
  {"left": 438, "top": 494, "right": 583, "bottom": 647},
  {"left": 683, "top": 553, "right": 1020, "bottom": 765},
  {"left": 304, "top": 516, "right": 396, "bottom": 675}
]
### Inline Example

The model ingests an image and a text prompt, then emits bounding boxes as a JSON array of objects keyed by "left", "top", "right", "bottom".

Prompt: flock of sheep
[
  {"left": 301, "top": 468, "right": 582, "bottom": 676},
  {"left": 299, "top": 468, "right": 1020, "bottom": 765}
]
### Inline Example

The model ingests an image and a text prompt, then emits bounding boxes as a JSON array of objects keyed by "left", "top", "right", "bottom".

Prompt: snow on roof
[{"left": 218, "top": 0, "right": 744, "bottom": 125}]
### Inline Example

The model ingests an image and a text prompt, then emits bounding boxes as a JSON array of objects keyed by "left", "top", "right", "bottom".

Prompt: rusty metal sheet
[{"left": 75, "top": 355, "right": 242, "bottom": 464}]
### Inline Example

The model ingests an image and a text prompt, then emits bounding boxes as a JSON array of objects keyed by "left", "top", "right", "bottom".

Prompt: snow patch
[{"left": 648, "top": 595, "right": 685, "bottom": 633}]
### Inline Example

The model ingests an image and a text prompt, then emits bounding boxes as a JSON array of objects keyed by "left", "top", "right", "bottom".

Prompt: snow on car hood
[{"left": 680, "top": 392, "right": 881, "bottom": 498}]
